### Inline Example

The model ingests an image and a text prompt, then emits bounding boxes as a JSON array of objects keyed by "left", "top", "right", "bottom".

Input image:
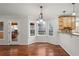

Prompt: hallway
[{"left": 0, "top": 43, "right": 69, "bottom": 56}]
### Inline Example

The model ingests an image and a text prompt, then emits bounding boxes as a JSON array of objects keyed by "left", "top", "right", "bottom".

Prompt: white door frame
[{"left": 9, "top": 20, "right": 20, "bottom": 45}]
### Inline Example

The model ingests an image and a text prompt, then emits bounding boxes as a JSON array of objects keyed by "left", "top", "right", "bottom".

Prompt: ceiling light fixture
[
  {"left": 37, "top": 6, "right": 45, "bottom": 24},
  {"left": 72, "top": 3, "right": 76, "bottom": 16}
]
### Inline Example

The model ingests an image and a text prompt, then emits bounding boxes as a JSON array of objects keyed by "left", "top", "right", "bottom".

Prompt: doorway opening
[{"left": 11, "top": 21, "right": 18, "bottom": 41}]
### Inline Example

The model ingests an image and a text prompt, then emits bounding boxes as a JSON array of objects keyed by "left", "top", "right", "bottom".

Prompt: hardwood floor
[
  {"left": 28, "top": 42, "right": 69, "bottom": 56},
  {"left": 0, "top": 43, "right": 69, "bottom": 56}
]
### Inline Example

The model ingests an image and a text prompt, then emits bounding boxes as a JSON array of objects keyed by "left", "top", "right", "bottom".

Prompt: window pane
[
  {"left": 49, "top": 24, "right": 53, "bottom": 35},
  {"left": 0, "top": 22, "right": 3, "bottom": 31},
  {"left": 0, "top": 22, "right": 4, "bottom": 39},
  {"left": 75, "top": 18, "right": 79, "bottom": 32},
  {"left": 38, "top": 22, "right": 46, "bottom": 35},
  {"left": 30, "top": 23, "right": 35, "bottom": 36}
]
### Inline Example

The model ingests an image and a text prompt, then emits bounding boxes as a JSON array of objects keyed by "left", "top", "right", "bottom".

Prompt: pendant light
[
  {"left": 72, "top": 3, "right": 76, "bottom": 16},
  {"left": 37, "top": 6, "right": 45, "bottom": 24}
]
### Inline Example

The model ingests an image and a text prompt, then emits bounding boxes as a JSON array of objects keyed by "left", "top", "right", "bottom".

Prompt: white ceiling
[{"left": 0, "top": 3, "right": 79, "bottom": 20}]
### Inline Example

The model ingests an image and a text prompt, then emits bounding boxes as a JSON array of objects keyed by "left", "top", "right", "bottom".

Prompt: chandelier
[
  {"left": 37, "top": 6, "right": 45, "bottom": 24},
  {"left": 72, "top": 3, "right": 76, "bottom": 16}
]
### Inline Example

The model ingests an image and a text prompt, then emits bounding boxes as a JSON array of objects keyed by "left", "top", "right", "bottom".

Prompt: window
[
  {"left": 72, "top": 18, "right": 79, "bottom": 35},
  {"left": 30, "top": 22, "right": 35, "bottom": 36},
  {"left": 49, "top": 24, "right": 53, "bottom": 35},
  {"left": 75, "top": 18, "right": 79, "bottom": 32},
  {"left": 0, "top": 22, "right": 4, "bottom": 39},
  {"left": 37, "top": 22, "right": 46, "bottom": 35}
]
